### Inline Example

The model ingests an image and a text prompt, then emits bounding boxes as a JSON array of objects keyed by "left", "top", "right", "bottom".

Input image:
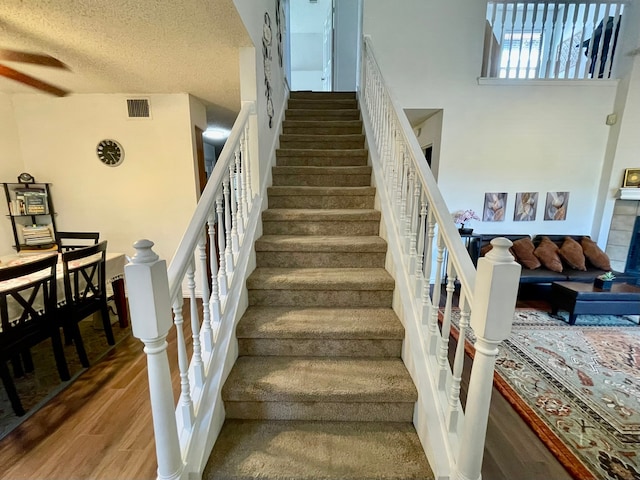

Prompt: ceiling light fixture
[{"left": 203, "top": 127, "right": 231, "bottom": 141}]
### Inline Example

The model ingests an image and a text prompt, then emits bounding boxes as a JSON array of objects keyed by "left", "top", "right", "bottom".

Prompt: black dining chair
[
  {"left": 57, "top": 231, "right": 100, "bottom": 253},
  {"left": 0, "top": 254, "right": 70, "bottom": 416},
  {"left": 61, "top": 241, "right": 114, "bottom": 368}
]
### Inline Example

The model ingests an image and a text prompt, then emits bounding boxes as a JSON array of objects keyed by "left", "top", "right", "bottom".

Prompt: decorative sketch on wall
[
  {"left": 514, "top": 192, "right": 538, "bottom": 221},
  {"left": 483, "top": 192, "right": 507, "bottom": 222},
  {"left": 262, "top": 11, "right": 274, "bottom": 128},
  {"left": 544, "top": 191, "right": 569, "bottom": 221},
  {"left": 275, "top": 0, "right": 285, "bottom": 68}
]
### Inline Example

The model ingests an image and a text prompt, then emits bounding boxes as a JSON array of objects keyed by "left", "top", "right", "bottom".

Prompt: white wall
[
  {"left": 234, "top": 0, "right": 288, "bottom": 186},
  {"left": 9, "top": 93, "right": 199, "bottom": 263},
  {"left": 363, "top": 0, "right": 620, "bottom": 238},
  {"left": 0, "top": 94, "right": 24, "bottom": 255}
]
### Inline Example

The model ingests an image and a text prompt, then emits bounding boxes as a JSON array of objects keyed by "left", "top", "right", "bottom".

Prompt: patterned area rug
[
  {"left": 454, "top": 309, "right": 640, "bottom": 480},
  {"left": 0, "top": 307, "right": 130, "bottom": 440}
]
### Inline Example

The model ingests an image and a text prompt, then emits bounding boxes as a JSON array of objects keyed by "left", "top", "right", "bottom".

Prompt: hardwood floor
[{"left": 0, "top": 298, "right": 572, "bottom": 480}]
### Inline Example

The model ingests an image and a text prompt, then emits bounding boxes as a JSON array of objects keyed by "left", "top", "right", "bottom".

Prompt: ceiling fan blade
[
  {"left": 0, "top": 64, "right": 68, "bottom": 96},
  {"left": 0, "top": 49, "right": 68, "bottom": 69}
]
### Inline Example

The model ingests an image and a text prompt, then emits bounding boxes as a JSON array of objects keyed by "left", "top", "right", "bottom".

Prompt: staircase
[{"left": 203, "top": 92, "right": 433, "bottom": 479}]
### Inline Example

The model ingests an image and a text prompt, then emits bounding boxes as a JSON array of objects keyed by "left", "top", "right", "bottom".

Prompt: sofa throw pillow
[
  {"left": 511, "top": 237, "right": 541, "bottom": 269},
  {"left": 581, "top": 236, "right": 612, "bottom": 270},
  {"left": 534, "top": 236, "right": 563, "bottom": 272},
  {"left": 558, "top": 237, "right": 587, "bottom": 271}
]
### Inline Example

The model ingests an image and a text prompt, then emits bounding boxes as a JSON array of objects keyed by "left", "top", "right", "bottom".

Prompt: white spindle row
[
  {"left": 125, "top": 103, "right": 257, "bottom": 480},
  {"left": 484, "top": 1, "right": 625, "bottom": 79},
  {"left": 361, "top": 38, "right": 521, "bottom": 480}
]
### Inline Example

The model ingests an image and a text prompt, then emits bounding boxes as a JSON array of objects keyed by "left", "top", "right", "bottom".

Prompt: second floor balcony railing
[{"left": 482, "top": 0, "right": 625, "bottom": 79}]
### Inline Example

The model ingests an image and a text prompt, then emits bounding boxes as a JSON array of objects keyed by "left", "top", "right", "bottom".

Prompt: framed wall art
[
  {"left": 514, "top": 192, "right": 538, "bottom": 221},
  {"left": 483, "top": 192, "right": 507, "bottom": 222},
  {"left": 544, "top": 191, "right": 569, "bottom": 221},
  {"left": 623, "top": 168, "right": 640, "bottom": 188}
]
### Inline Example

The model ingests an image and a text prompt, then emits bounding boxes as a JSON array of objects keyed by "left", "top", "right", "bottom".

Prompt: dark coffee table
[{"left": 550, "top": 281, "right": 640, "bottom": 325}]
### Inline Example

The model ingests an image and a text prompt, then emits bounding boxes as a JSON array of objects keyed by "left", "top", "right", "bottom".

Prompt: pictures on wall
[
  {"left": 623, "top": 168, "right": 640, "bottom": 188},
  {"left": 514, "top": 192, "right": 538, "bottom": 221},
  {"left": 544, "top": 191, "right": 569, "bottom": 221},
  {"left": 478, "top": 191, "right": 570, "bottom": 223},
  {"left": 483, "top": 192, "right": 507, "bottom": 222}
]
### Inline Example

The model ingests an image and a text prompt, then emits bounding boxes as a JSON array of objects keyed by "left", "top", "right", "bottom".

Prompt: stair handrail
[
  {"left": 125, "top": 101, "right": 261, "bottom": 480},
  {"left": 360, "top": 36, "right": 521, "bottom": 480}
]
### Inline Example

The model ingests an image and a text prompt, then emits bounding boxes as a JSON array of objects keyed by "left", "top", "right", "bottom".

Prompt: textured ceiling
[{"left": 0, "top": 0, "right": 252, "bottom": 128}]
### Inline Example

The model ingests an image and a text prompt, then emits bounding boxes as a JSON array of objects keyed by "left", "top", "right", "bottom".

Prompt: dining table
[{"left": 0, "top": 251, "right": 129, "bottom": 328}]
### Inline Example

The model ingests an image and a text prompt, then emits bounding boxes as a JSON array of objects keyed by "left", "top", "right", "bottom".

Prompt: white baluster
[
  {"left": 171, "top": 297, "right": 194, "bottom": 429},
  {"left": 242, "top": 125, "right": 254, "bottom": 203},
  {"left": 187, "top": 260, "right": 205, "bottom": 386},
  {"left": 438, "top": 258, "right": 456, "bottom": 389},
  {"left": 404, "top": 167, "right": 415, "bottom": 256},
  {"left": 235, "top": 146, "right": 246, "bottom": 236},
  {"left": 125, "top": 240, "right": 183, "bottom": 480},
  {"left": 448, "top": 291, "right": 470, "bottom": 432},
  {"left": 197, "top": 234, "right": 213, "bottom": 352},
  {"left": 223, "top": 179, "right": 234, "bottom": 276},
  {"left": 421, "top": 208, "right": 436, "bottom": 322},
  {"left": 216, "top": 192, "right": 229, "bottom": 296},
  {"left": 207, "top": 212, "right": 221, "bottom": 330},
  {"left": 408, "top": 178, "right": 420, "bottom": 276},
  {"left": 428, "top": 230, "right": 445, "bottom": 354},
  {"left": 229, "top": 164, "right": 240, "bottom": 256},
  {"left": 400, "top": 155, "right": 409, "bottom": 234},
  {"left": 455, "top": 238, "right": 521, "bottom": 480},
  {"left": 415, "top": 197, "right": 427, "bottom": 298}
]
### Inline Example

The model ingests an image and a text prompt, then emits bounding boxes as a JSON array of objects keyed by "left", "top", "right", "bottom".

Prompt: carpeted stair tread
[
  {"left": 204, "top": 419, "right": 434, "bottom": 480},
  {"left": 236, "top": 306, "right": 403, "bottom": 339},
  {"left": 276, "top": 148, "right": 367, "bottom": 158},
  {"left": 267, "top": 186, "right": 375, "bottom": 197},
  {"left": 284, "top": 109, "right": 361, "bottom": 120},
  {"left": 272, "top": 165, "right": 371, "bottom": 175},
  {"left": 255, "top": 235, "right": 386, "bottom": 253},
  {"left": 262, "top": 208, "right": 380, "bottom": 221},
  {"left": 223, "top": 356, "right": 417, "bottom": 402},
  {"left": 280, "top": 133, "right": 365, "bottom": 142},
  {"left": 290, "top": 90, "right": 357, "bottom": 99},
  {"left": 288, "top": 98, "right": 358, "bottom": 109},
  {"left": 247, "top": 267, "right": 394, "bottom": 291}
]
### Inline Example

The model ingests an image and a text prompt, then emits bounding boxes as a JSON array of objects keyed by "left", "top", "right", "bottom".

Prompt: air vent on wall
[{"left": 126, "top": 98, "right": 151, "bottom": 118}]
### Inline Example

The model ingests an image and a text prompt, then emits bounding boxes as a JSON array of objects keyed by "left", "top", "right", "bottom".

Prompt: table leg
[
  {"left": 112, "top": 278, "right": 129, "bottom": 328},
  {"left": 569, "top": 313, "right": 577, "bottom": 325}
]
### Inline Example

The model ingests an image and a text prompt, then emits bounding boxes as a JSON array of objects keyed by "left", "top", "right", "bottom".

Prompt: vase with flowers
[
  {"left": 452, "top": 209, "right": 480, "bottom": 235},
  {"left": 594, "top": 271, "right": 615, "bottom": 290}
]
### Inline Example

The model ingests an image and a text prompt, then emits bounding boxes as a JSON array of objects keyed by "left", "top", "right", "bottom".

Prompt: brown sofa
[{"left": 475, "top": 234, "right": 639, "bottom": 297}]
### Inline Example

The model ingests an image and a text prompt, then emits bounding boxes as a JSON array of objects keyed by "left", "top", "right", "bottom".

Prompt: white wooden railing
[
  {"left": 124, "top": 102, "right": 261, "bottom": 480},
  {"left": 361, "top": 37, "right": 522, "bottom": 480},
  {"left": 483, "top": 1, "right": 625, "bottom": 79}
]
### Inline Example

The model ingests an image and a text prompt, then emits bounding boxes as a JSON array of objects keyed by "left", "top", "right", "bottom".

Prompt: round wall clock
[{"left": 96, "top": 139, "right": 124, "bottom": 167}]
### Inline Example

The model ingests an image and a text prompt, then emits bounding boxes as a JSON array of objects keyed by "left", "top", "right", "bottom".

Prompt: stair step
[
  {"left": 247, "top": 267, "right": 394, "bottom": 307},
  {"left": 267, "top": 186, "right": 375, "bottom": 209},
  {"left": 237, "top": 306, "right": 403, "bottom": 357},
  {"left": 283, "top": 119, "right": 362, "bottom": 135},
  {"left": 280, "top": 133, "right": 365, "bottom": 149},
  {"left": 285, "top": 109, "right": 360, "bottom": 120},
  {"left": 272, "top": 165, "right": 371, "bottom": 187},
  {"left": 262, "top": 208, "right": 381, "bottom": 235},
  {"left": 204, "top": 419, "right": 434, "bottom": 480},
  {"left": 276, "top": 148, "right": 368, "bottom": 166},
  {"left": 222, "top": 356, "right": 416, "bottom": 421},
  {"left": 255, "top": 235, "right": 386, "bottom": 267},
  {"left": 288, "top": 98, "right": 358, "bottom": 110},
  {"left": 289, "top": 91, "right": 357, "bottom": 99}
]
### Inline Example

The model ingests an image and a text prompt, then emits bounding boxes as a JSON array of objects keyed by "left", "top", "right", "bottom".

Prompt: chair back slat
[
  {"left": 0, "top": 254, "right": 58, "bottom": 334},
  {"left": 57, "top": 231, "right": 100, "bottom": 253},
  {"left": 62, "top": 241, "right": 107, "bottom": 307}
]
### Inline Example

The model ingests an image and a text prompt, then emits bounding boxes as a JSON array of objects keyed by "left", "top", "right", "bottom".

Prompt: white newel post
[
  {"left": 125, "top": 239, "right": 184, "bottom": 480},
  {"left": 455, "top": 238, "right": 521, "bottom": 480}
]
